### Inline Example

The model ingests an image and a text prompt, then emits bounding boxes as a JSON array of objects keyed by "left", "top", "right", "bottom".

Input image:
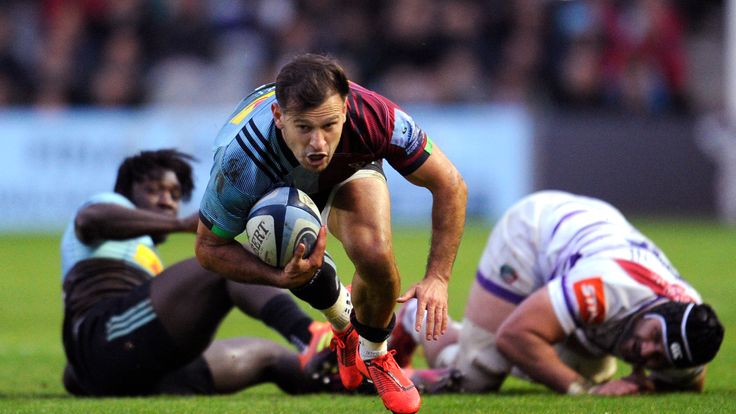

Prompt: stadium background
[
  {"left": 1, "top": 0, "right": 734, "bottom": 230},
  {"left": 1, "top": 0, "right": 735, "bottom": 412}
]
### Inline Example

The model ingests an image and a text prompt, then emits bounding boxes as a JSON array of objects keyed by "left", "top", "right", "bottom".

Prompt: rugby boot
[
  {"left": 357, "top": 350, "right": 421, "bottom": 414},
  {"left": 408, "top": 367, "right": 463, "bottom": 394},
  {"left": 329, "top": 324, "right": 363, "bottom": 390},
  {"left": 299, "top": 321, "right": 334, "bottom": 369}
]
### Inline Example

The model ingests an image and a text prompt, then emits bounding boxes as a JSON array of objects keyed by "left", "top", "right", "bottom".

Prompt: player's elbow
[
  {"left": 74, "top": 209, "right": 102, "bottom": 244},
  {"left": 457, "top": 175, "right": 468, "bottom": 205},
  {"left": 446, "top": 169, "right": 468, "bottom": 204},
  {"left": 194, "top": 237, "right": 217, "bottom": 271}
]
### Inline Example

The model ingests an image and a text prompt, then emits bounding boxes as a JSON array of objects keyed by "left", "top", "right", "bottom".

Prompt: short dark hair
[
  {"left": 275, "top": 53, "right": 350, "bottom": 113},
  {"left": 114, "top": 149, "right": 196, "bottom": 202}
]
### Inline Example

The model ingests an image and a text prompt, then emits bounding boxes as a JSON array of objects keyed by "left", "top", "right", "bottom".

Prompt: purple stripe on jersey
[
  {"left": 476, "top": 271, "right": 526, "bottom": 304},
  {"left": 551, "top": 210, "right": 585, "bottom": 237},
  {"left": 560, "top": 273, "right": 583, "bottom": 328},
  {"left": 549, "top": 220, "right": 610, "bottom": 278}
]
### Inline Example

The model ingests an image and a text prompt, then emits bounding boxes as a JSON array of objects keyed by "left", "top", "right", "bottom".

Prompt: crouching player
[{"left": 390, "top": 190, "right": 724, "bottom": 395}]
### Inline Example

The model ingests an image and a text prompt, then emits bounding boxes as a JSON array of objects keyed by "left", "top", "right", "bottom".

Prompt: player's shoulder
[
  {"left": 347, "top": 81, "right": 396, "bottom": 114},
  {"left": 83, "top": 192, "right": 133, "bottom": 208},
  {"left": 560, "top": 258, "right": 658, "bottom": 323}
]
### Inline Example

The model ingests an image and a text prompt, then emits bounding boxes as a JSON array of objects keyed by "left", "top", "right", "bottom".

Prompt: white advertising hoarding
[{"left": 0, "top": 105, "right": 533, "bottom": 232}]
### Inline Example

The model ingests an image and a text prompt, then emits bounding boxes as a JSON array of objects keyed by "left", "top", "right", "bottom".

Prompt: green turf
[{"left": 0, "top": 218, "right": 734, "bottom": 413}]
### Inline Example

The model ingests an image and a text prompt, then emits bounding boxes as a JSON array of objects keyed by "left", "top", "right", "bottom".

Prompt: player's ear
[{"left": 272, "top": 103, "right": 284, "bottom": 129}]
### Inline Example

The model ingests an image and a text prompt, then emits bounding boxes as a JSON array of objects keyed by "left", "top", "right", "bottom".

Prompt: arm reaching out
[
  {"left": 399, "top": 144, "right": 467, "bottom": 340},
  {"left": 75, "top": 203, "right": 198, "bottom": 244}
]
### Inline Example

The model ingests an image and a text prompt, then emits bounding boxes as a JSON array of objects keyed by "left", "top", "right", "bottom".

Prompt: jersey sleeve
[
  {"left": 385, "top": 105, "right": 433, "bottom": 175},
  {"left": 349, "top": 84, "right": 432, "bottom": 175},
  {"left": 547, "top": 258, "right": 657, "bottom": 334},
  {"left": 198, "top": 148, "right": 261, "bottom": 239}
]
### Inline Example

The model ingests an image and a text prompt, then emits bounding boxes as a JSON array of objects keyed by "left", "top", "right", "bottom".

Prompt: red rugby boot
[
  {"left": 329, "top": 324, "right": 363, "bottom": 390},
  {"left": 357, "top": 350, "right": 421, "bottom": 414}
]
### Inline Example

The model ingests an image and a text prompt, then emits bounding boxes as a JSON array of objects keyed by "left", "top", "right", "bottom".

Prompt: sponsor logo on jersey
[
  {"left": 573, "top": 277, "right": 606, "bottom": 324},
  {"left": 391, "top": 108, "right": 418, "bottom": 150},
  {"left": 499, "top": 264, "right": 519, "bottom": 284}
]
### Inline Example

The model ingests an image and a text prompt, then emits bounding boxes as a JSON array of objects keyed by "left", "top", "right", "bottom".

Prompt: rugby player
[
  {"left": 195, "top": 53, "right": 467, "bottom": 414},
  {"left": 390, "top": 191, "right": 724, "bottom": 395},
  {"left": 61, "top": 149, "right": 330, "bottom": 396}
]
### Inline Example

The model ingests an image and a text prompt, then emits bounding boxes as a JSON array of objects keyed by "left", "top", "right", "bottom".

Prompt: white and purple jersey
[
  {"left": 476, "top": 191, "right": 701, "bottom": 356},
  {"left": 199, "top": 82, "right": 433, "bottom": 239}
]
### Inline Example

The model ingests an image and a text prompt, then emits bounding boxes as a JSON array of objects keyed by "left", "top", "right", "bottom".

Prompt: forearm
[
  {"left": 195, "top": 236, "right": 283, "bottom": 286},
  {"left": 426, "top": 176, "right": 467, "bottom": 281},
  {"left": 76, "top": 204, "right": 189, "bottom": 243},
  {"left": 498, "top": 331, "right": 580, "bottom": 393}
]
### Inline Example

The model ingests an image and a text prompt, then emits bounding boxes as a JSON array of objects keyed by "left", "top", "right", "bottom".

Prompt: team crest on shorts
[{"left": 499, "top": 264, "right": 518, "bottom": 284}]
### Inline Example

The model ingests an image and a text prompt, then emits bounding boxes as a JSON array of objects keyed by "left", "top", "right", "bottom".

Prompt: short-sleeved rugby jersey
[
  {"left": 530, "top": 193, "right": 701, "bottom": 352},
  {"left": 199, "top": 82, "right": 433, "bottom": 239},
  {"left": 476, "top": 191, "right": 704, "bottom": 383},
  {"left": 60, "top": 192, "right": 164, "bottom": 278}
]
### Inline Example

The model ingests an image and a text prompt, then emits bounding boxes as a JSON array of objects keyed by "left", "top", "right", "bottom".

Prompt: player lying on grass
[
  {"left": 60, "top": 149, "right": 338, "bottom": 396},
  {"left": 194, "top": 53, "right": 467, "bottom": 413},
  {"left": 388, "top": 190, "right": 724, "bottom": 395}
]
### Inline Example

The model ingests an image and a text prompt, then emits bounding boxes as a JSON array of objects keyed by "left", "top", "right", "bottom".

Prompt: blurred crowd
[{"left": 0, "top": 0, "right": 724, "bottom": 114}]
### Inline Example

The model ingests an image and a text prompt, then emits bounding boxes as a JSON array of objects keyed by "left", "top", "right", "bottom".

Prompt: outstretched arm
[
  {"left": 75, "top": 203, "right": 198, "bottom": 244},
  {"left": 398, "top": 144, "right": 467, "bottom": 340}
]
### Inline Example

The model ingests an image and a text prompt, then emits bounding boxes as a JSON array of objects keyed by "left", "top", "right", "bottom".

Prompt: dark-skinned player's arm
[
  {"left": 195, "top": 220, "right": 327, "bottom": 289},
  {"left": 397, "top": 143, "right": 467, "bottom": 341},
  {"left": 75, "top": 203, "right": 199, "bottom": 244}
]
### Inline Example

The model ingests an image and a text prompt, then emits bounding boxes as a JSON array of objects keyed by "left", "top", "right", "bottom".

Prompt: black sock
[
  {"left": 289, "top": 258, "right": 340, "bottom": 310},
  {"left": 259, "top": 294, "right": 313, "bottom": 351},
  {"left": 350, "top": 310, "right": 396, "bottom": 343}
]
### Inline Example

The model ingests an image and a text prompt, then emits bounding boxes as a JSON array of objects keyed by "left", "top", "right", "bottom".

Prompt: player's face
[
  {"left": 617, "top": 316, "right": 670, "bottom": 370},
  {"left": 130, "top": 169, "right": 182, "bottom": 216},
  {"left": 273, "top": 92, "right": 347, "bottom": 172}
]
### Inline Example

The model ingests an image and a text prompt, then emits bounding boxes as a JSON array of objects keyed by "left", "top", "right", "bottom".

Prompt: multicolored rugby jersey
[
  {"left": 199, "top": 82, "right": 433, "bottom": 239},
  {"left": 61, "top": 192, "right": 164, "bottom": 278},
  {"left": 476, "top": 191, "right": 703, "bottom": 382},
  {"left": 60, "top": 192, "right": 165, "bottom": 320}
]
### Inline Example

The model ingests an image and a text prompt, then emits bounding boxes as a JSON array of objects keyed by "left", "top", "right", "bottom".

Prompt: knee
[{"left": 344, "top": 232, "right": 395, "bottom": 272}]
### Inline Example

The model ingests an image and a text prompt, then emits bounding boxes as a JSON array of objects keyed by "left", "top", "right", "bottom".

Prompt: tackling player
[
  {"left": 390, "top": 191, "right": 724, "bottom": 395},
  {"left": 61, "top": 149, "right": 332, "bottom": 396},
  {"left": 195, "top": 53, "right": 468, "bottom": 414}
]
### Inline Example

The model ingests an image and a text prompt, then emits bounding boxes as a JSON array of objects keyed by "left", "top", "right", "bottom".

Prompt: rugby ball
[{"left": 246, "top": 187, "right": 322, "bottom": 268}]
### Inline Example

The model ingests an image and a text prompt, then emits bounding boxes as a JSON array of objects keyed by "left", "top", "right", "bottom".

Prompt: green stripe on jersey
[{"left": 212, "top": 224, "right": 237, "bottom": 239}]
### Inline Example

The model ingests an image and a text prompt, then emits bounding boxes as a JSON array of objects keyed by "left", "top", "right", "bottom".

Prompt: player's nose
[
  {"left": 309, "top": 130, "right": 327, "bottom": 150},
  {"left": 157, "top": 191, "right": 177, "bottom": 210}
]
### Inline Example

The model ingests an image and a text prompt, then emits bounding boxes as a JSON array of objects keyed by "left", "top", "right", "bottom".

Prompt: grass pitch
[{"left": 0, "top": 218, "right": 734, "bottom": 413}]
